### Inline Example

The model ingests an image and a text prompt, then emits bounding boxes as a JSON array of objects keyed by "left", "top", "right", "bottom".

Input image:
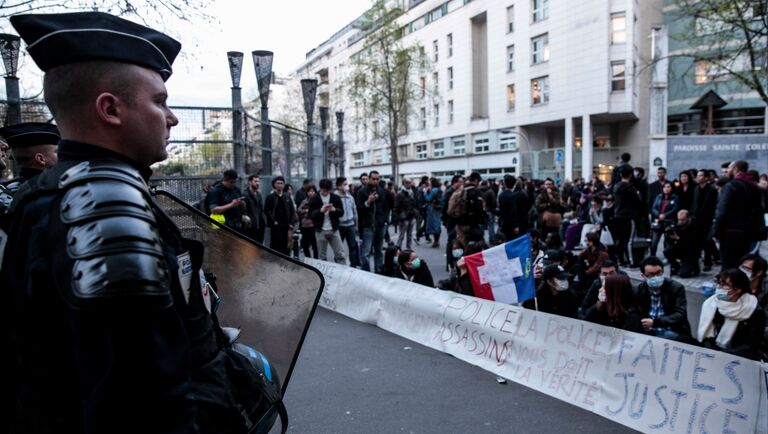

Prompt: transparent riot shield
[{"left": 153, "top": 190, "right": 324, "bottom": 394}]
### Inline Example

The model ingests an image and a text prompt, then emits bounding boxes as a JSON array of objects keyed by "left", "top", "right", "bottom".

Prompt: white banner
[{"left": 306, "top": 259, "right": 768, "bottom": 434}]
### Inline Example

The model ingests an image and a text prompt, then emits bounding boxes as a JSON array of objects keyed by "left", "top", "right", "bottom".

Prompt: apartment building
[{"left": 294, "top": 0, "right": 663, "bottom": 183}]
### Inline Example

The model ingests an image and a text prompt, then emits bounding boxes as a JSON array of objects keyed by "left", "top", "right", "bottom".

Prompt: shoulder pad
[
  {"left": 59, "top": 160, "right": 148, "bottom": 192},
  {"left": 61, "top": 181, "right": 154, "bottom": 224}
]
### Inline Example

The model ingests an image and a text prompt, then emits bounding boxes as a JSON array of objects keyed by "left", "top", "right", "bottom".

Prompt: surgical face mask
[
  {"left": 739, "top": 266, "right": 753, "bottom": 280},
  {"left": 598, "top": 288, "right": 607, "bottom": 303},
  {"left": 411, "top": 258, "right": 421, "bottom": 269},
  {"left": 392, "top": 256, "right": 399, "bottom": 265},
  {"left": 715, "top": 288, "right": 731, "bottom": 301},
  {"left": 647, "top": 276, "right": 664, "bottom": 289},
  {"left": 599, "top": 275, "right": 607, "bottom": 283},
  {"left": 452, "top": 249, "right": 464, "bottom": 259},
  {"left": 554, "top": 278, "right": 569, "bottom": 291},
  {"left": 343, "top": 184, "right": 350, "bottom": 193}
]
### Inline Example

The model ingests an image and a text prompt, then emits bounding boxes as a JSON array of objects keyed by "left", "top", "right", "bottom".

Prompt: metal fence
[{"left": 0, "top": 100, "right": 340, "bottom": 204}]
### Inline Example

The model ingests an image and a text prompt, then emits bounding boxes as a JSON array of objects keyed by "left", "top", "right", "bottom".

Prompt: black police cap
[
  {"left": 10, "top": 12, "right": 181, "bottom": 81},
  {"left": 0, "top": 122, "right": 60, "bottom": 149}
]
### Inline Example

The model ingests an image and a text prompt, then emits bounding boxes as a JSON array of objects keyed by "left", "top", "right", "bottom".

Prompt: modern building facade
[{"left": 294, "top": 0, "right": 664, "bottom": 183}]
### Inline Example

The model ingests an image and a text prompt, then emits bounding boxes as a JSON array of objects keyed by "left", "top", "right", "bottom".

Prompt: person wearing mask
[
  {"left": 675, "top": 170, "right": 695, "bottom": 212},
  {"left": 309, "top": 178, "right": 346, "bottom": 264},
  {"left": 711, "top": 160, "right": 766, "bottom": 269},
  {"left": 691, "top": 169, "right": 719, "bottom": 271},
  {"left": 739, "top": 253, "right": 768, "bottom": 349},
  {"left": 580, "top": 260, "right": 625, "bottom": 317},
  {"left": 394, "top": 178, "right": 418, "bottom": 249},
  {"left": 335, "top": 177, "right": 360, "bottom": 268},
  {"left": 611, "top": 166, "right": 641, "bottom": 266},
  {"left": 356, "top": 170, "right": 390, "bottom": 273},
  {"left": 635, "top": 256, "right": 692, "bottom": 340},
  {"left": 396, "top": 250, "right": 435, "bottom": 287},
  {"left": 647, "top": 167, "right": 667, "bottom": 213},
  {"left": 265, "top": 176, "right": 296, "bottom": 255},
  {"left": 650, "top": 181, "right": 679, "bottom": 257},
  {"left": 243, "top": 174, "right": 266, "bottom": 243},
  {"left": 584, "top": 274, "right": 643, "bottom": 332},
  {"left": 698, "top": 268, "right": 766, "bottom": 360},
  {"left": 297, "top": 186, "right": 319, "bottom": 259},
  {"left": 208, "top": 169, "right": 245, "bottom": 230},
  {"left": 524, "top": 264, "right": 578, "bottom": 319},
  {"left": 381, "top": 246, "right": 401, "bottom": 278}
]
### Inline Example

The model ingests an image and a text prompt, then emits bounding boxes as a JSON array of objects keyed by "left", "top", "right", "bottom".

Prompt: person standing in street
[
  {"left": 335, "top": 176, "right": 360, "bottom": 268},
  {"left": 310, "top": 178, "right": 346, "bottom": 264},
  {"left": 243, "top": 174, "right": 266, "bottom": 243},
  {"left": 691, "top": 169, "right": 718, "bottom": 271},
  {"left": 208, "top": 169, "right": 244, "bottom": 230},
  {"left": 357, "top": 170, "right": 389, "bottom": 272},
  {"left": 394, "top": 178, "right": 418, "bottom": 249},
  {"left": 611, "top": 166, "right": 641, "bottom": 266},
  {"left": 265, "top": 175, "right": 296, "bottom": 255}
]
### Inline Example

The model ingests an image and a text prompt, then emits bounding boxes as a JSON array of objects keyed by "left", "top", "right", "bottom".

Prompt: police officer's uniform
[{"left": 2, "top": 12, "right": 281, "bottom": 434}]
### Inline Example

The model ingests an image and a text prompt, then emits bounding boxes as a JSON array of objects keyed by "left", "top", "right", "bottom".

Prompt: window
[
  {"left": 611, "top": 13, "right": 626, "bottom": 44},
  {"left": 506, "top": 45, "right": 515, "bottom": 72},
  {"left": 448, "top": 100, "right": 454, "bottom": 123},
  {"left": 434, "top": 103, "right": 440, "bottom": 126},
  {"left": 532, "top": 0, "right": 549, "bottom": 23},
  {"left": 372, "top": 120, "right": 379, "bottom": 138},
  {"left": 419, "top": 76, "right": 426, "bottom": 97},
  {"left": 433, "top": 40, "right": 439, "bottom": 62},
  {"left": 506, "top": 84, "right": 516, "bottom": 111},
  {"left": 416, "top": 143, "right": 428, "bottom": 160},
  {"left": 695, "top": 60, "right": 729, "bottom": 84},
  {"left": 499, "top": 129, "right": 518, "bottom": 150},
  {"left": 531, "top": 76, "right": 549, "bottom": 106},
  {"left": 474, "top": 135, "right": 490, "bottom": 153},
  {"left": 433, "top": 71, "right": 439, "bottom": 93},
  {"left": 398, "top": 144, "right": 410, "bottom": 159},
  {"left": 611, "top": 61, "right": 626, "bottom": 91},
  {"left": 420, "top": 107, "right": 426, "bottom": 129},
  {"left": 448, "top": 67, "right": 454, "bottom": 89},
  {"left": 352, "top": 152, "right": 364, "bottom": 167},
  {"left": 452, "top": 137, "right": 466, "bottom": 155},
  {"left": 506, "top": 5, "right": 514, "bottom": 33},
  {"left": 447, "top": 33, "right": 453, "bottom": 57},
  {"left": 433, "top": 140, "right": 445, "bottom": 158},
  {"left": 373, "top": 149, "right": 384, "bottom": 164},
  {"left": 531, "top": 34, "right": 549, "bottom": 64}
]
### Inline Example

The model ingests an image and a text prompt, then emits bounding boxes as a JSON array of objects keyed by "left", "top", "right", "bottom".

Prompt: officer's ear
[
  {"left": 33, "top": 152, "right": 47, "bottom": 167},
  {"left": 94, "top": 92, "right": 123, "bottom": 127}
]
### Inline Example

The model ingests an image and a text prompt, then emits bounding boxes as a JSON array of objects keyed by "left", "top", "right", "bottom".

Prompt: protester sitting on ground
[
  {"left": 396, "top": 250, "right": 435, "bottom": 288},
  {"left": 584, "top": 274, "right": 643, "bottom": 333},
  {"left": 574, "top": 232, "right": 609, "bottom": 294},
  {"left": 739, "top": 253, "right": 768, "bottom": 347},
  {"left": 448, "top": 238, "right": 466, "bottom": 272},
  {"left": 698, "top": 269, "right": 766, "bottom": 361},
  {"left": 580, "top": 260, "right": 626, "bottom": 318},
  {"left": 381, "top": 245, "right": 401, "bottom": 278},
  {"left": 523, "top": 264, "right": 579, "bottom": 319},
  {"left": 438, "top": 240, "right": 467, "bottom": 293},
  {"left": 635, "top": 256, "right": 692, "bottom": 340}
]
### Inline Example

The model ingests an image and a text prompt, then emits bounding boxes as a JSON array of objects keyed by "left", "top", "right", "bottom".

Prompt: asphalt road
[{"left": 282, "top": 308, "right": 632, "bottom": 434}]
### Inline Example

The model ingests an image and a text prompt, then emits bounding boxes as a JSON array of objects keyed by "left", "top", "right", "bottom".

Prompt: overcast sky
[{"left": 165, "top": 0, "right": 371, "bottom": 107}]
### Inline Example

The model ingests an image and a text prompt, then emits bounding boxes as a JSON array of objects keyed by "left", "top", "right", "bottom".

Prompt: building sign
[{"left": 667, "top": 135, "right": 768, "bottom": 176}]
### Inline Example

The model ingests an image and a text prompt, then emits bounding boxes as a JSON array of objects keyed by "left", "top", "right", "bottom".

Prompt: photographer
[
  {"left": 663, "top": 210, "right": 700, "bottom": 277},
  {"left": 209, "top": 169, "right": 245, "bottom": 230}
]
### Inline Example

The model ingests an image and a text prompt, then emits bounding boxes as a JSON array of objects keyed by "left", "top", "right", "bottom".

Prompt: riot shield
[{"left": 153, "top": 189, "right": 324, "bottom": 394}]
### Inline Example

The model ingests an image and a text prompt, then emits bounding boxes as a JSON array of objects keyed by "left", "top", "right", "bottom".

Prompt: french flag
[{"left": 464, "top": 234, "right": 536, "bottom": 304}]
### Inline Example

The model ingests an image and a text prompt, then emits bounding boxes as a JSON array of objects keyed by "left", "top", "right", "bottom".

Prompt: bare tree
[
  {"left": 669, "top": 0, "right": 767, "bottom": 105},
  {"left": 343, "top": 0, "right": 431, "bottom": 182}
]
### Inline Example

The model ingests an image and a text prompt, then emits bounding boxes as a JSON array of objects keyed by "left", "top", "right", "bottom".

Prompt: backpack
[{"left": 447, "top": 186, "right": 467, "bottom": 219}]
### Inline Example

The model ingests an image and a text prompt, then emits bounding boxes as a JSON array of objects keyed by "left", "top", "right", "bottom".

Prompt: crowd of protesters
[{"left": 207, "top": 153, "right": 767, "bottom": 360}]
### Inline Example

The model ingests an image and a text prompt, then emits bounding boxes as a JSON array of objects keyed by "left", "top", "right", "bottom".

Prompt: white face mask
[
  {"left": 739, "top": 266, "right": 753, "bottom": 280},
  {"left": 554, "top": 279, "right": 570, "bottom": 291},
  {"left": 598, "top": 287, "right": 607, "bottom": 302}
]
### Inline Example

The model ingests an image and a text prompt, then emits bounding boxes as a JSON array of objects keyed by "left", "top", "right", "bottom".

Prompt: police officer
[{"left": 2, "top": 12, "right": 279, "bottom": 433}]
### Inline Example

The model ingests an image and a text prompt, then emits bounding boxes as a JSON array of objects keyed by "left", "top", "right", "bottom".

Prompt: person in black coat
[
  {"left": 691, "top": 169, "right": 718, "bottom": 271},
  {"left": 308, "top": 178, "right": 346, "bottom": 264},
  {"left": 610, "top": 152, "right": 633, "bottom": 187},
  {"left": 635, "top": 256, "right": 692, "bottom": 340},
  {"left": 498, "top": 175, "right": 531, "bottom": 240},
  {"left": 396, "top": 250, "right": 435, "bottom": 288},
  {"left": 611, "top": 166, "right": 641, "bottom": 265},
  {"left": 647, "top": 167, "right": 668, "bottom": 213},
  {"left": 711, "top": 161, "right": 765, "bottom": 270},
  {"left": 265, "top": 176, "right": 296, "bottom": 255},
  {"left": 523, "top": 265, "right": 579, "bottom": 319},
  {"left": 584, "top": 274, "right": 644, "bottom": 333},
  {"left": 243, "top": 174, "right": 266, "bottom": 243},
  {"left": 356, "top": 170, "right": 390, "bottom": 272},
  {"left": 580, "top": 260, "right": 626, "bottom": 318}
]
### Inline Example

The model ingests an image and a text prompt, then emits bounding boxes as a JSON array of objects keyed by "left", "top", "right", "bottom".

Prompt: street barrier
[{"left": 305, "top": 258, "right": 768, "bottom": 434}]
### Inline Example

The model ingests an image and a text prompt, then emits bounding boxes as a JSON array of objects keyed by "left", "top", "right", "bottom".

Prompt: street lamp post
[
  {"left": 300, "top": 78, "right": 318, "bottom": 181},
  {"left": 335, "top": 111, "right": 345, "bottom": 176},
  {"left": 1, "top": 33, "right": 21, "bottom": 127},
  {"left": 226, "top": 51, "right": 244, "bottom": 174},
  {"left": 319, "top": 106, "right": 329, "bottom": 178},
  {"left": 252, "top": 50, "right": 274, "bottom": 176}
]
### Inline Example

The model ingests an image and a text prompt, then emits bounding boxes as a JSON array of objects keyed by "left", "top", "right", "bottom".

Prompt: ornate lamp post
[
  {"left": 252, "top": 50, "right": 274, "bottom": 176},
  {"left": 300, "top": 78, "right": 318, "bottom": 181},
  {"left": 1, "top": 33, "right": 21, "bottom": 126},
  {"left": 226, "top": 51, "right": 244, "bottom": 174},
  {"left": 335, "top": 111, "right": 345, "bottom": 176},
  {"left": 319, "top": 106, "right": 329, "bottom": 178}
]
